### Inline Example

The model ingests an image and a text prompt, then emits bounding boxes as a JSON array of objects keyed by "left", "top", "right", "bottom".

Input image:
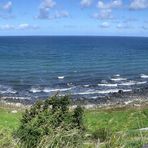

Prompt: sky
[{"left": 0, "top": 0, "right": 148, "bottom": 36}]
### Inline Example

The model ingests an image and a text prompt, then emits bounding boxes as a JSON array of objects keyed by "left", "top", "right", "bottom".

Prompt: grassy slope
[
  {"left": 84, "top": 106, "right": 148, "bottom": 147},
  {"left": 0, "top": 105, "right": 148, "bottom": 147},
  {"left": 85, "top": 107, "right": 148, "bottom": 133},
  {"left": 0, "top": 108, "right": 21, "bottom": 131}
]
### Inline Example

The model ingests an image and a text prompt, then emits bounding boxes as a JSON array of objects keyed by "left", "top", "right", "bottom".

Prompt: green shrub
[
  {"left": 16, "top": 95, "right": 84, "bottom": 148},
  {"left": 91, "top": 128, "right": 112, "bottom": 142},
  {"left": 0, "top": 128, "right": 17, "bottom": 148}
]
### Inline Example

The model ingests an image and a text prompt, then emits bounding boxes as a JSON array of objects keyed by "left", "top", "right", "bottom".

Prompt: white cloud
[
  {"left": 37, "top": 0, "right": 56, "bottom": 19},
  {"left": 37, "top": 9, "right": 69, "bottom": 19},
  {"left": 37, "top": 0, "right": 69, "bottom": 20},
  {"left": 2, "top": 1, "right": 12, "bottom": 12},
  {"left": 54, "top": 10, "right": 69, "bottom": 18},
  {"left": 0, "top": 1, "right": 13, "bottom": 19},
  {"left": 100, "top": 22, "right": 110, "bottom": 28},
  {"left": 18, "top": 24, "right": 39, "bottom": 30},
  {"left": 116, "top": 23, "right": 132, "bottom": 29},
  {"left": 37, "top": 8, "right": 49, "bottom": 19},
  {"left": 130, "top": 0, "right": 148, "bottom": 10},
  {"left": 41, "top": 0, "right": 56, "bottom": 9},
  {"left": 0, "top": 24, "right": 40, "bottom": 30},
  {"left": 80, "top": 0, "right": 92, "bottom": 7},
  {"left": 94, "top": 0, "right": 122, "bottom": 20},
  {"left": 111, "top": 0, "right": 123, "bottom": 8},
  {"left": 97, "top": 0, "right": 122, "bottom": 9},
  {"left": 93, "top": 9, "right": 113, "bottom": 19},
  {"left": 97, "top": 1, "right": 108, "bottom": 9},
  {"left": 0, "top": 24, "right": 14, "bottom": 30}
]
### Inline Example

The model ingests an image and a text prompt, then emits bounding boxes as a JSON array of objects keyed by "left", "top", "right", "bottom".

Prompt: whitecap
[
  {"left": 58, "top": 76, "right": 64, "bottom": 79},
  {"left": 84, "top": 85, "right": 89, "bottom": 87},
  {"left": 67, "top": 83, "right": 73, "bottom": 86},
  {"left": 91, "top": 96, "right": 98, "bottom": 99},
  {"left": 111, "top": 77, "right": 127, "bottom": 81},
  {"left": 136, "top": 81, "right": 147, "bottom": 85},
  {"left": 43, "top": 87, "right": 73, "bottom": 93},
  {"left": 140, "top": 74, "right": 148, "bottom": 79},
  {"left": 30, "top": 87, "right": 42, "bottom": 93},
  {"left": 74, "top": 89, "right": 132, "bottom": 95},
  {"left": 114, "top": 74, "right": 120, "bottom": 77},
  {"left": 1, "top": 96, "right": 31, "bottom": 100},
  {"left": 118, "top": 81, "right": 136, "bottom": 86},
  {"left": 98, "top": 83, "right": 117, "bottom": 87},
  {"left": 0, "top": 87, "right": 17, "bottom": 94}
]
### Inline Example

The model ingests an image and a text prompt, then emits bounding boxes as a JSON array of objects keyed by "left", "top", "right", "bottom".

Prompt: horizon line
[{"left": 0, "top": 35, "right": 148, "bottom": 38}]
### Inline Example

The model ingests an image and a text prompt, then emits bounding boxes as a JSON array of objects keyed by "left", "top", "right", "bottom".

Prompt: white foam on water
[
  {"left": 98, "top": 83, "right": 118, "bottom": 87},
  {"left": 118, "top": 80, "right": 147, "bottom": 86},
  {"left": 74, "top": 89, "right": 132, "bottom": 95},
  {"left": 1, "top": 96, "right": 31, "bottom": 100},
  {"left": 91, "top": 96, "right": 98, "bottom": 99},
  {"left": 140, "top": 74, "right": 148, "bottom": 78},
  {"left": 43, "top": 87, "right": 73, "bottom": 93},
  {"left": 114, "top": 74, "right": 120, "bottom": 77},
  {"left": 0, "top": 85, "right": 17, "bottom": 94},
  {"left": 58, "top": 76, "right": 65, "bottom": 79},
  {"left": 30, "top": 87, "right": 42, "bottom": 93},
  {"left": 118, "top": 81, "right": 136, "bottom": 86},
  {"left": 136, "top": 81, "right": 147, "bottom": 85},
  {"left": 111, "top": 77, "right": 127, "bottom": 81},
  {"left": 84, "top": 85, "right": 89, "bottom": 87}
]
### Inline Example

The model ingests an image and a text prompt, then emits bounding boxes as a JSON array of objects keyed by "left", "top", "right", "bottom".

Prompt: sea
[{"left": 0, "top": 36, "right": 148, "bottom": 101}]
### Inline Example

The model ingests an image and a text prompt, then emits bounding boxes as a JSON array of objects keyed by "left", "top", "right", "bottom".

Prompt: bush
[
  {"left": 91, "top": 128, "right": 112, "bottom": 142},
  {"left": 0, "top": 128, "right": 17, "bottom": 148},
  {"left": 16, "top": 95, "right": 84, "bottom": 148}
]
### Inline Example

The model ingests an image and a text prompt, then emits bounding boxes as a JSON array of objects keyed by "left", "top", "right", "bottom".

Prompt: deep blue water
[{"left": 0, "top": 36, "right": 148, "bottom": 100}]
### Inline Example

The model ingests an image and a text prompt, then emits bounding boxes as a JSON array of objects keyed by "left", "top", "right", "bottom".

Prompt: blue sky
[{"left": 0, "top": 0, "right": 148, "bottom": 36}]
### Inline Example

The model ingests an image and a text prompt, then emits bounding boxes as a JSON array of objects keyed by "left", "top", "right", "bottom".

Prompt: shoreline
[{"left": 0, "top": 88, "right": 148, "bottom": 110}]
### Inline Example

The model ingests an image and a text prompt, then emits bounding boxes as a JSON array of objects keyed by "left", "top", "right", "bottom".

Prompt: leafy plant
[{"left": 16, "top": 95, "right": 84, "bottom": 148}]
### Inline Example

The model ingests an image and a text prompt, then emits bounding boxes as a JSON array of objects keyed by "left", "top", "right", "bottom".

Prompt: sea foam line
[
  {"left": 30, "top": 87, "right": 73, "bottom": 93},
  {"left": 58, "top": 76, "right": 65, "bottom": 79},
  {"left": 98, "top": 83, "right": 118, "bottom": 87},
  {"left": 43, "top": 87, "right": 73, "bottom": 93},
  {"left": 74, "top": 89, "right": 132, "bottom": 95},
  {"left": 141, "top": 74, "right": 148, "bottom": 78},
  {"left": 111, "top": 77, "right": 127, "bottom": 81}
]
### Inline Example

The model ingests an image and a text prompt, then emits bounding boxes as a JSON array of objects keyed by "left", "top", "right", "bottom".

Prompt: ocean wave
[
  {"left": 111, "top": 77, "right": 127, "bottom": 81},
  {"left": 114, "top": 74, "right": 120, "bottom": 77},
  {"left": 84, "top": 85, "right": 89, "bottom": 87},
  {"left": 0, "top": 85, "right": 17, "bottom": 94},
  {"left": 30, "top": 87, "right": 42, "bottom": 93},
  {"left": 136, "top": 81, "right": 147, "bottom": 85},
  {"left": 74, "top": 89, "right": 132, "bottom": 95},
  {"left": 30, "top": 87, "right": 73, "bottom": 93},
  {"left": 30, "top": 87, "right": 72, "bottom": 93},
  {"left": 1, "top": 96, "right": 31, "bottom": 100},
  {"left": 91, "top": 96, "right": 98, "bottom": 99},
  {"left": 98, "top": 83, "right": 117, "bottom": 87},
  {"left": 118, "top": 81, "right": 136, "bottom": 86},
  {"left": 140, "top": 74, "right": 148, "bottom": 78},
  {"left": 43, "top": 87, "right": 73, "bottom": 93},
  {"left": 58, "top": 76, "right": 65, "bottom": 79}
]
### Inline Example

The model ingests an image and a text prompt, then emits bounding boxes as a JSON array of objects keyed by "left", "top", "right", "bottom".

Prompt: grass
[
  {"left": 84, "top": 107, "right": 148, "bottom": 133},
  {"left": 0, "top": 107, "right": 22, "bottom": 148},
  {"left": 0, "top": 108, "right": 21, "bottom": 131},
  {"left": 0, "top": 104, "right": 148, "bottom": 147}
]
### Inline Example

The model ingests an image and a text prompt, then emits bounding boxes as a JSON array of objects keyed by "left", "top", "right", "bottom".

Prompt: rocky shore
[{"left": 0, "top": 86, "right": 148, "bottom": 110}]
